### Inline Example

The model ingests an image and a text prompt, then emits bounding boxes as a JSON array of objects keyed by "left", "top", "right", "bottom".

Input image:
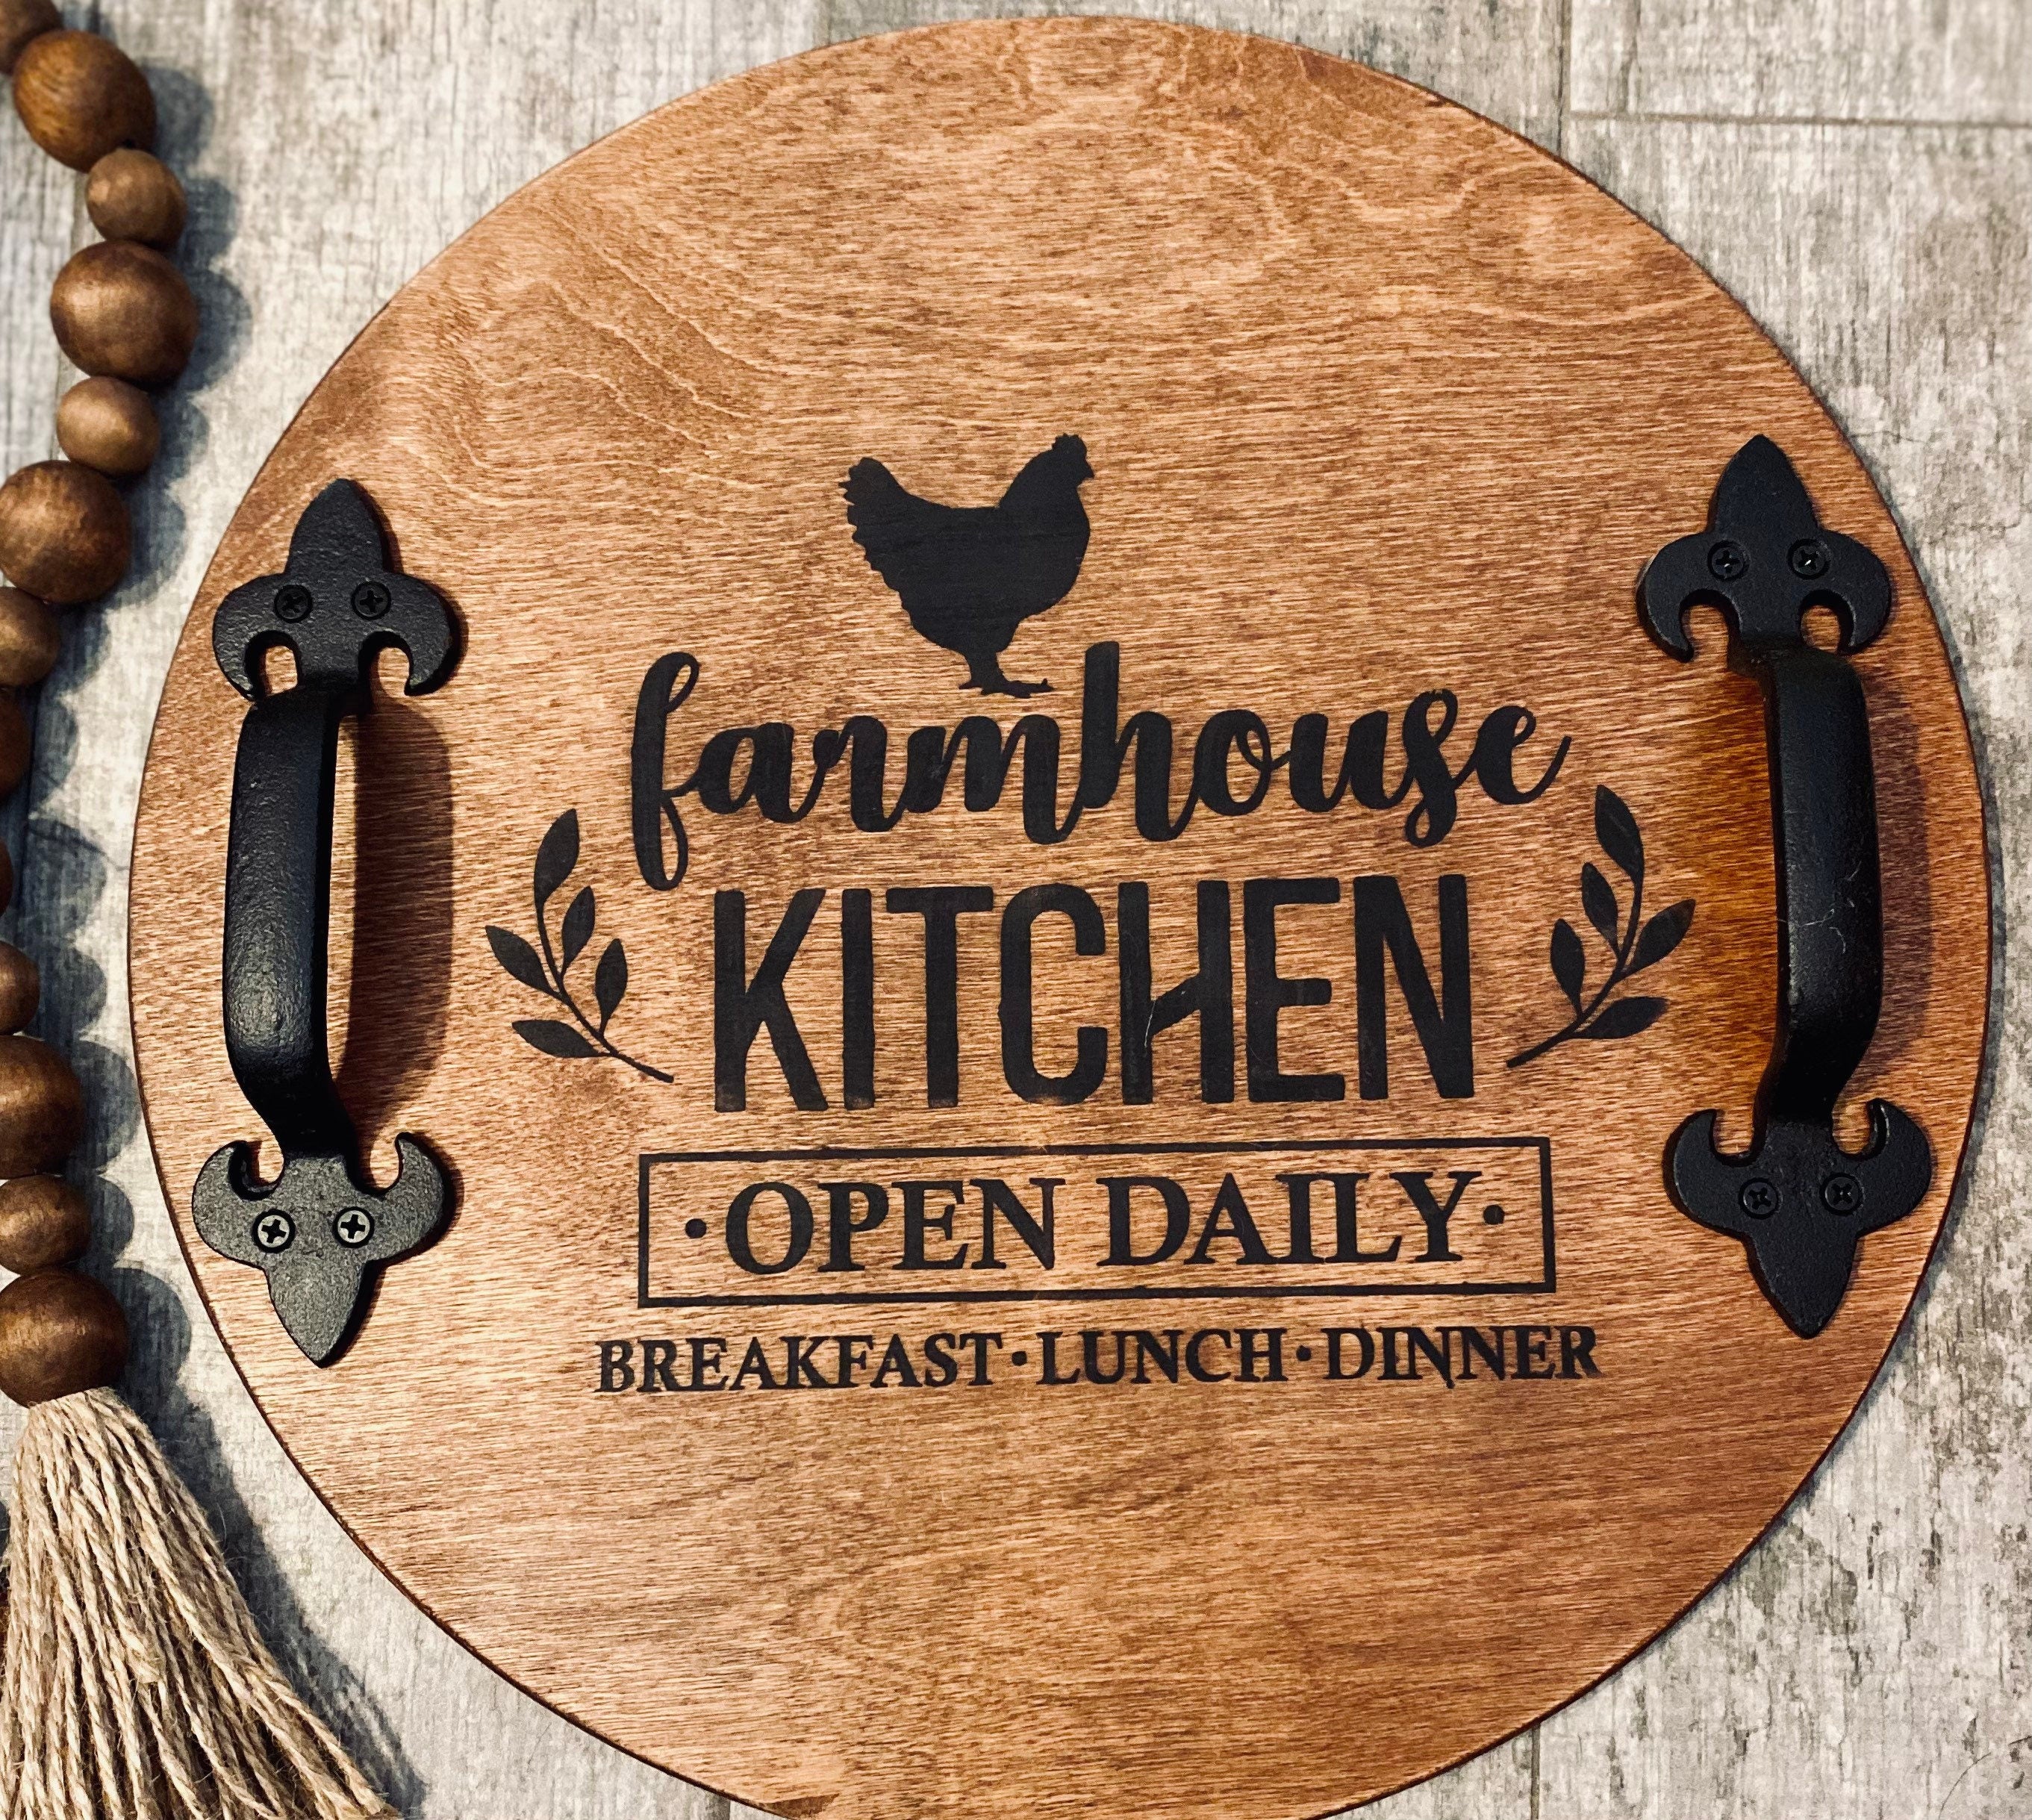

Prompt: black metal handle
[
  {"left": 191, "top": 480, "right": 459, "bottom": 1365},
  {"left": 222, "top": 685, "right": 353, "bottom": 1153},
  {"left": 1759, "top": 645, "right": 1882, "bottom": 1124},
  {"left": 1639, "top": 436, "right": 1931, "bottom": 1337}
]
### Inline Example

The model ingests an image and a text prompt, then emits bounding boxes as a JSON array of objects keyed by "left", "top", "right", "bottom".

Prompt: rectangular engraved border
[{"left": 637, "top": 1137, "right": 1555, "bottom": 1309}]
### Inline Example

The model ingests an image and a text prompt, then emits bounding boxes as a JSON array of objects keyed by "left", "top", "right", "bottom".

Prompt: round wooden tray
[{"left": 130, "top": 19, "right": 1989, "bottom": 1819}]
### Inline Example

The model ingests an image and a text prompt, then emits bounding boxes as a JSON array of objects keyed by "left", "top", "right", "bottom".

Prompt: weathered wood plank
[
  {"left": 1570, "top": 0, "right": 2031, "bottom": 126},
  {"left": 1550, "top": 112, "right": 2032, "bottom": 1817}
]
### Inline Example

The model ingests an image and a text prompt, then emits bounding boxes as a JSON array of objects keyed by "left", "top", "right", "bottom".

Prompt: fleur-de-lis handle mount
[
  {"left": 1639, "top": 436, "right": 1932, "bottom": 1338},
  {"left": 192, "top": 480, "right": 458, "bottom": 1365}
]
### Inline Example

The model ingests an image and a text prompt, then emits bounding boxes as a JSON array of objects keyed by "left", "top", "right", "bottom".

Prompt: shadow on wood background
[{"left": 0, "top": 1, "right": 2025, "bottom": 1816}]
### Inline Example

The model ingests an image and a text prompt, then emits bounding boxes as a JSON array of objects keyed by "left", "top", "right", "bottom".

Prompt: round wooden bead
[
  {"left": 85, "top": 146, "right": 186, "bottom": 246},
  {"left": 0, "top": 1175, "right": 88, "bottom": 1273},
  {"left": 0, "top": 1035, "right": 82, "bottom": 1178},
  {"left": 0, "top": 1268, "right": 125, "bottom": 1404},
  {"left": 0, "top": 586, "right": 59, "bottom": 688},
  {"left": 0, "top": 0, "right": 58, "bottom": 77},
  {"left": 10, "top": 29, "right": 154, "bottom": 171},
  {"left": 56, "top": 375, "right": 159, "bottom": 477},
  {"left": 0, "top": 941, "right": 39, "bottom": 1032},
  {"left": 50, "top": 240, "right": 197, "bottom": 388},
  {"left": 0, "top": 461, "right": 130, "bottom": 605}
]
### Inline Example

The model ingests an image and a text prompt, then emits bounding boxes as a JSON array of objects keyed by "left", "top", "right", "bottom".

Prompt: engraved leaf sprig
[
  {"left": 1509, "top": 785, "right": 1693, "bottom": 1068},
  {"left": 486, "top": 809, "right": 672, "bottom": 1082}
]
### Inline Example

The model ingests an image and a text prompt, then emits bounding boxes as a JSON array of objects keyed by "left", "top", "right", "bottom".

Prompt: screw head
[
  {"left": 1821, "top": 1173, "right": 1863, "bottom": 1215},
  {"left": 333, "top": 1207, "right": 375, "bottom": 1248},
  {"left": 253, "top": 1210, "right": 296, "bottom": 1253},
  {"left": 274, "top": 583, "right": 313, "bottom": 622},
  {"left": 1708, "top": 540, "right": 1748, "bottom": 581},
  {"left": 1789, "top": 539, "right": 1830, "bottom": 579},
  {"left": 351, "top": 579, "right": 390, "bottom": 620},
  {"left": 1739, "top": 1178, "right": 1779, "bottom": 1218}
]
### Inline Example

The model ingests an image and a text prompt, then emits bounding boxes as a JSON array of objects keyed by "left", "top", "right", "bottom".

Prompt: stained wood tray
[{"left": 128, "top": 20, "right": 1989, "bottom": 1819}]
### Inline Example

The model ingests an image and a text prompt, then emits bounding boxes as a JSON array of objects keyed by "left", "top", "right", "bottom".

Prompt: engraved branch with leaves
[
  {"left": 486, "top": 809, "right": 673, "bottom": 1082},
  {"left": 1508, "top": 785, "right": 1693, "bottom": 1068}
]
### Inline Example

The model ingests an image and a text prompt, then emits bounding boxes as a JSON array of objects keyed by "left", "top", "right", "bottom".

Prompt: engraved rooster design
[{"left": 841, "top": 434, "right": 1093, "bottom": 696}]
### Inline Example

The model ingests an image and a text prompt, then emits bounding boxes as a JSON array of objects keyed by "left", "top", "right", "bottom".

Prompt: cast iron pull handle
[
  {"left": 191, "top": 480, "right": 458, "bottom": 1365},
  {"left": 1639, "top": 436, "right": 1931, "bottom": 1337}
]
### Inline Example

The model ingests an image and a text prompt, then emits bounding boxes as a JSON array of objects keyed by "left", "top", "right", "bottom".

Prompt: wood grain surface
[{"left": 2, "top": 4, "right": 2027, "bottom": 1819}]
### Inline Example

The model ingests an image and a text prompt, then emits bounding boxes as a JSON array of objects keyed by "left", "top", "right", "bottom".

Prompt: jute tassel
[{"left": 1, "top": 1386, "right": 395, "bottom": 1820}]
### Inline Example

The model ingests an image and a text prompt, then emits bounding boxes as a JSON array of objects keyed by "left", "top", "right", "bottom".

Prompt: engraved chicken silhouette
[{"left": 841, "top": 434, "right": 1093, "bottom": 696}]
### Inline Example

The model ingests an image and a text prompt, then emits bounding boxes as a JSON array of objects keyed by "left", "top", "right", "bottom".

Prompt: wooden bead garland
[{"left": 0, "top": 11, "right": 183, "bottom": 1427}]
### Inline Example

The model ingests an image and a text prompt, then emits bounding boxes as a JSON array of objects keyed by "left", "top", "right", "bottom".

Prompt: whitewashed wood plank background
[{"left": 1, "top": 1, "right": 2025, "bottom": 1815}]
